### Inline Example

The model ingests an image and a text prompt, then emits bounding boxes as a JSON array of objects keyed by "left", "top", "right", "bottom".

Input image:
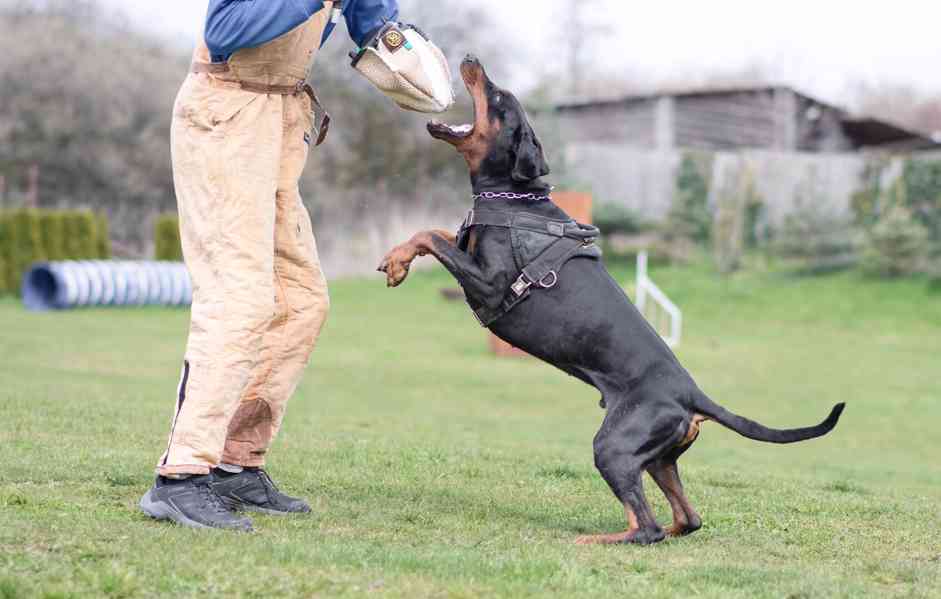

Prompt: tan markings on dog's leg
[
  {"left": 680, "top": 414, "right": 708, "bottom": 448},
  {"left": 648, "top": 462, "right": 689, "bottom": 536},
  {"left": 649, "top": 461, "right": 701, "bottom": 537},
  {"left": 574, "top": 504, "right": 640, "bottom": 545}
]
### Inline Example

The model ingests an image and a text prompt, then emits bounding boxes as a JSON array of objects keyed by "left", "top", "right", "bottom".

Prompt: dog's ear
[{"left": 512, "top": 122, "right": 550, "bottom": 183}]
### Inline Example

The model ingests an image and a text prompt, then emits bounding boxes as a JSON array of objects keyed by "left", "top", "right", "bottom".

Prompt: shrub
[
  {"left": 850, "top": 158, "right": 890, "bottom": 228},
  {"left": 0, "top": 209, "right": 111, "bottom": 295},
  {"left": 774, "top": 172, "right": 859, "bottom": 273},
  {"left": 96, "top": 212, "right": 111, "bottom": 259},
  {"left": 900, "top": 159, "right": 941, "bottom": 242},
  {"left": 665, "top": 153, "right": 712, "bottom": 244},
  {"left": 154, "top": 215, "right": 183, "bottom": 261},
  {"left": 0, "top": 213, "right": 9, "bottom": 295},
  {"left": 861, "top": 204, "right": 930, "bottom": 277},
  {"left": 4, "top": 209, "right": 44, "bottom": 293},
  {"left": 593, "top": 203, "right": 649, "bottom": 236},
  {"left": 61, "top": 211, "right": 97, "bottom": 260},
  {"left": 39, "top": 211, "right": 66, "bottom": 261}
]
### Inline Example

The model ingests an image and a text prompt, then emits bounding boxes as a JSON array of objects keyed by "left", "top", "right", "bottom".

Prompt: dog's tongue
[{"left": 429, "top": 120, "right": 473, "bottom": 135}]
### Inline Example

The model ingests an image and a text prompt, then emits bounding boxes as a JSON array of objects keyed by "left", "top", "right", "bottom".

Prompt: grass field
[{"left": 2, "top": 260, "right": 940, "bottom": 598}]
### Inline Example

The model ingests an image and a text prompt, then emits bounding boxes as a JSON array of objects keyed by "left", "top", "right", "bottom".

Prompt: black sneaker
[
  {"left": 139, "top": 475, "right": 253, "bottom": 531},
  {"left": 210, "top": 468, "right": 311, "bottom": 515}
]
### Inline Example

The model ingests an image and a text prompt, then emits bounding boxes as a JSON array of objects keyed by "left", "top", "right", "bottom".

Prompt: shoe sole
[
  {"left": 241, "top": 504, "right": 312, "bottom": 516},
  {"left": 218, "top": 495, "right": 310, "bottom": 516},
  {"left": 139, "top": 490, "right": 253, "bottom": 532}
]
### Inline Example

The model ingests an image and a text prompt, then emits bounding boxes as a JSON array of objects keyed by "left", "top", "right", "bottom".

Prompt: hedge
[
  {"left": 154, "top": 214, "right": 183, "bottom": 261},
  {"left": 0, "top": 209, "right": 110, "bottom": 296},
  {"left": 2, "top": 209, "right": 44, "bottom": 294},
  {"left": 0, "top": 214, "right": 9, "bottom": 295},
  {"left": 97, "top": 213, "right": 111, "bottom": 259}
]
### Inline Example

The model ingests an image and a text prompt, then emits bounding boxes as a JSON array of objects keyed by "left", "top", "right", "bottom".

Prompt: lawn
[{"left": 1, "top": 260, "right": 940, "bottom": 598}]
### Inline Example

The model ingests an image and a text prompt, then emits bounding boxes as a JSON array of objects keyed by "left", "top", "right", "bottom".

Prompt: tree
[{"left": 666, "top": 154, "right": 712, "bottom": 244}]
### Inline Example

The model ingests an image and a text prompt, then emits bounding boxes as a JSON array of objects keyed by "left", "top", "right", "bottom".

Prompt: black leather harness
[{"left": 456, "top": 206, "right": 602, "bottom": 327}]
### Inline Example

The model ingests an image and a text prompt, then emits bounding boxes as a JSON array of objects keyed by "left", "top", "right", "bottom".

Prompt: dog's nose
[{"left": 463, "top": 54, "right": 480, "bottom": 66}]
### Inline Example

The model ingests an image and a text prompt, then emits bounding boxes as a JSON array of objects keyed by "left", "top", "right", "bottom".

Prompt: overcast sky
[{"left": 100, "top": 0, "right": 941, "bottom": 109}]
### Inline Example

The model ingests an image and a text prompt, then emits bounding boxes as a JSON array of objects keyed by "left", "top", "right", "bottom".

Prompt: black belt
[{"left": 457, "top": 208, "right": 602, "bottom": 327}]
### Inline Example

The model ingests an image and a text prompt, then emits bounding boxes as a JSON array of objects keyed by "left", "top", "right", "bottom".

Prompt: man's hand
[{"left": 350, "top": 22, "right": 454, "bottom": 113}]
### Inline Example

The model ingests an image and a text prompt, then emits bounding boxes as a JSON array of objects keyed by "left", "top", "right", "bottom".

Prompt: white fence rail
[{"left": 635, "top": 251, "right": 682, "bottom": 347}]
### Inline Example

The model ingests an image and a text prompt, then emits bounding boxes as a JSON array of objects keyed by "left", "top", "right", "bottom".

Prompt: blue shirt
[{"left": 205, "top": 0, "right": 399, "bottom": 61}]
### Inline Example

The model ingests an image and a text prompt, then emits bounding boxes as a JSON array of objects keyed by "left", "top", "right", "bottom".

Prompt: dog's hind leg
[
  {"left": 646, "top": 416, "right": 706, "bottom": 537},
  {"left": 574, "top": 466, "right": 665, "bottom": 546},
  {"left": 575, "top": 401, "right": 690, "bottom": 546},
  {"left": 647, "top": 458, "right": 702, "bottom": 537}
]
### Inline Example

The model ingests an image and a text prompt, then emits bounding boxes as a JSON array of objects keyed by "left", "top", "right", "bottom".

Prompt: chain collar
[{"left": 473, "top": 191, "right": 551, "bottom": 202}]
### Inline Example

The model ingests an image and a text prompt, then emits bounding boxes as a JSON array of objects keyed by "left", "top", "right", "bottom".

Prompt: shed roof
[{"left": 555, "top": 85, "right": 940, "bottom": 151}]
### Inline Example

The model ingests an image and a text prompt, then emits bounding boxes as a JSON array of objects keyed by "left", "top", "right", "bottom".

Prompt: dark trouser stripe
[{"left": 162, "top": 360, "right": 191, "bottom": 466}]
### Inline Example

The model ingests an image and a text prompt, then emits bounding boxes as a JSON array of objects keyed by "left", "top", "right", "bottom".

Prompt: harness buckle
[
  {"left": 538, "top": 271, "right": 558, "bottom": 289},
  {"left": 547, "top": 222, "right": 565, "bottom": 237},
  {"left": 511, "top": 274, "right": 532, "bottom": 297}
]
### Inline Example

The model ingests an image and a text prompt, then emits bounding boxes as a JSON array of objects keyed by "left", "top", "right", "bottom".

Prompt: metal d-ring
[{"left": 538, "top": 271, "right": 558, "bottom": 289}]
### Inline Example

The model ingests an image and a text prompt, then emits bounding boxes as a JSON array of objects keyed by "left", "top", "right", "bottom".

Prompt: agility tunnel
[{"left": 22, "top": 261, "right": 192, "bottom": 311}]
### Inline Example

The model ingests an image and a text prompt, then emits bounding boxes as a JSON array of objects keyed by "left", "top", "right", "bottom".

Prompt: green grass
[{"left": 1, "top": 261, "right": 940, "bottom": 598}]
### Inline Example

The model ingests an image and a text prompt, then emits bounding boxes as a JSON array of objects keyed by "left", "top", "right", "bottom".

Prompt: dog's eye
[{"left": 493, "top": 93, "right": 502, "bottom": 104}]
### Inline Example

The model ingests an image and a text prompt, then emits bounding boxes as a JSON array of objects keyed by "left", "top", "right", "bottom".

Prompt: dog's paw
[
  {"left": 378, "top": 245, "right": 415, "bottom": 288},
  {"left": 386, "top": 261, "right": 410, "bottom": 287}
]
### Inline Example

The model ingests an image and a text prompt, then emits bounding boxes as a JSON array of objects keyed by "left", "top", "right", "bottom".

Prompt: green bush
[
  {"left": 774, "top": 206, "right": 858, "bottom": 274},
  {"left": 850, "top": 158, "right": 889, "bottom": 228},
  {"left": 593, "top": 203, "right": 649, "bottom": 236},
  {"left": 96, "top": 212, "right": 111, "bottom": 259},
  {"left": 900, "top": 159, "right": 941, "bottom": 242},
  {"left": 67, "top": 211, "right": 98, "bottom": 260},
  {"left": 4, "top": 209, "right": 44, "bottom": 293},
  {"left": 78, "top": 211, "right": 95, "bottom": 258},
  {"left": 774, "top": 168, "right": 859, "bottom": 274},
  {"left": 39, "top": 211, "right": 66, "bottom": 261},
  {"left": 861, "top": 204, "right": 929, "bottom": 277},
  {"left": 154, "top": 215, "right": 183, "bottom": 261},
  {"left": 665, "top": 153, "right": 712, "bottom": 244},
  {"left": 0, "top": 209, "right": 110, "bottom": 295},
  {"left": 0, "top": 213, "right": 9, "bottom": 295}
]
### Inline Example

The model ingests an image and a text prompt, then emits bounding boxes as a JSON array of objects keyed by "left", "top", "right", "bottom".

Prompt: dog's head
[{"left": 428, "top": 56, "right": 550, "bottom": 193}]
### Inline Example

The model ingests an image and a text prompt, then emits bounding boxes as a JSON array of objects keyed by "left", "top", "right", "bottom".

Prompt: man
[{"left": 140, "top": 0, "right": 449, "bottom": 531}]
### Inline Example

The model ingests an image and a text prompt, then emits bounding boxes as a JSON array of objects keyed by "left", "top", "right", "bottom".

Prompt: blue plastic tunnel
[{"left": 22, "top": 261, "right": 192, "bottom": 311}]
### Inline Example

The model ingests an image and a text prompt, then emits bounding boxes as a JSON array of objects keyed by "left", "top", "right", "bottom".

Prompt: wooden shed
[{"left": 555, "top": 86, "right": 939, "bottom": 153}]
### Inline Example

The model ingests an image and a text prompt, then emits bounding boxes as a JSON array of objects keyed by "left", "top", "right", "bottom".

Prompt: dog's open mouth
[
  {"left": 426, "top": 56, "right": 484, "bottom": 144},
  {"left": 427, "top": 120, "right": 473, "bottom": 140}
]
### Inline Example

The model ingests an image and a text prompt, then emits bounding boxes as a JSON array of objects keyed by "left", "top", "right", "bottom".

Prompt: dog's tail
[{"left": 692, "top": 393, "right": 845, "bottom": 444}]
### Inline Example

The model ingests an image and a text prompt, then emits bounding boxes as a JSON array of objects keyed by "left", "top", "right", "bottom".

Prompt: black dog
[{"left": 379, "top": 56, "right": 844, "bottom": 545}]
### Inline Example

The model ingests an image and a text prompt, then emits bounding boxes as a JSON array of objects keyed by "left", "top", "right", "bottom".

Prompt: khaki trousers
[{"left": 158, "top": 73, "right": 330, "bottom": 476}]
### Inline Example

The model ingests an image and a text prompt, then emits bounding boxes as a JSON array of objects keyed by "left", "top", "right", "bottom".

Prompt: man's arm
[
  {"left": 342, "top": 0, "right": 399, "bottom": 46},
  {"left": 204, "top": 0, "right": 327, "bottom": 60}
]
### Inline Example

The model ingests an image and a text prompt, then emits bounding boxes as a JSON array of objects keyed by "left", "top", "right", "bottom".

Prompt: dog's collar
[{"left": 473, "top": 191, "right": 551, "bottom": 202}]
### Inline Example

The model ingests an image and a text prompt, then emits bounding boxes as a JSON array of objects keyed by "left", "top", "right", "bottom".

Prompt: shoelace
[
  {"left": 194, "top": 479, "right": 233, "bottom": 515},
  {"left": 248, "top": 469, "right": 282, "bottom": 503}
]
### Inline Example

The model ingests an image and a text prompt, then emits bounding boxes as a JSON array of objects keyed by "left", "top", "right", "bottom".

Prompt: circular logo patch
[{"left": 383, "top": 29, "right": 405, "bottom": 52}]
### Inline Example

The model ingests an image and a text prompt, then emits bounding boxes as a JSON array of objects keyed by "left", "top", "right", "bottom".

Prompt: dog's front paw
[{"left": 378, "top": 244, "right": 417, "bottom": 288}]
